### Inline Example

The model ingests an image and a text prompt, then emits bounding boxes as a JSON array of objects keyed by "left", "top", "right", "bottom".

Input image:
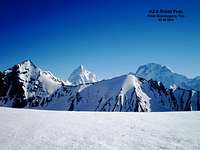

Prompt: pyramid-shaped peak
[
  {"left": 68, "top": 65, "right": 97, "bottom": 85},
  {"left": 20, "top": 59, "right": 33, "bottom": 64},
  {"left": 78, "top": 64, "right": 84, "bottom": 71},
  {"left": 18, "top": 59, "right": 36, "bottom": 68},
  {"left": 19, "top": 60, "right": 39, "bottom": 72},
  {"left": 75, "top": 64, "right": 90, "bottom": 73}
]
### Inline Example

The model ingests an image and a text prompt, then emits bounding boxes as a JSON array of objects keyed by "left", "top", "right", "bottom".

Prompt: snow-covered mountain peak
[
  {"left": 136, "top": 63, "right": 173, "bottom": 77},
  {"left": 4, "top": 60, "right": 35, "bottom": 75},
  {"left": 2, "top": 60, "right": 64, "bottom": 100},
  {"left": 136, "top": 63, "right": 200, "bottom": 91},
  {"left": 68, "top": 65, "right": 97, "bottom": 85},
  {"left": 18, "top": 59, "right": 38, "bottom": 71},
  {"left": 19, "top": 59, "right": 34, "bottom": 66},
  {"left": 79, "top": 64, "right": 84, "bottom": 70},
  {"left": 1, "top": 61, "right": 200, "bottom": 111}
]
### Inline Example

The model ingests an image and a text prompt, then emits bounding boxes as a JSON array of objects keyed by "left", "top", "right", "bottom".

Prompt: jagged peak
[
  {"left": 18, "top": 59, "right": 37, "bottom": 68},
  {"left": 21, "top": 59, "right": 32, "bottom": 64},
  {"left": 72, "top": 64, "right": 86, "bottom": 72},
  {"left": 79, "top": 64, "right": 84, "bottom": 70},
  {"left": 68, "top": 65, "right": 97, "bottom": 85},
  {"left": 76, "top": 64, "right": 85, "bottom": 73}
]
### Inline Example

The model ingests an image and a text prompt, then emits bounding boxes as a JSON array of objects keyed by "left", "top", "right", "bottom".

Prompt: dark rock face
[
  {"left": 4, "top": 65, "right": 24, "bottom": 98},
  {"left": 1, "top": 65, "right": 25, "bottom": 108},
  {"left": 197, "top": 91, "right": 200, "bottom": 110},
  {"left": 0, "top": 71, "right": 6, "bottom": 96}
]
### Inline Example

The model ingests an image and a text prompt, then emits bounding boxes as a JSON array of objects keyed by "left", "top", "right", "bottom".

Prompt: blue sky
[{"left": 0, "top": 0, "right": 200, "bottom": 80}]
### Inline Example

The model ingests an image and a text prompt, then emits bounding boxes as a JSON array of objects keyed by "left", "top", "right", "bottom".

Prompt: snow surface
[{"left": 0, "top": 107, "right": 199, "bottom": 150}]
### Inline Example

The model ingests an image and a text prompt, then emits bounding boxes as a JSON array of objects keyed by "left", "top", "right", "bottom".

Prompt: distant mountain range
[
  {"left": 136, "top": 63, "right": 200, "bottom": 91},
  {"left": 0, "top": 60, "right": 199, "bottom": 111}
]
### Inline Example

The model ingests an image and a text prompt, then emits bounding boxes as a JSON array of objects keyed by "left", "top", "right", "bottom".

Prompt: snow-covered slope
[
  {"left": 0, "top": 60, "right": 65, "bottom": 107},
  {"left": 68, "top": 65, "right": 97, "bottom": 85},
  {"left": 0, "top": 61, "right": 200, "bottom": 111},
  {"left": 65, "top": 74, "right": 156, "bottom": 111},
  {"left": 136, "top": 63, "right": 200, "bottom": 91},
  {"left": 43, "top": 74, "right": 200, "bottom": 111},
  {"left": 1, "top": 70, "right": 200, "bottom": 111},
  {"left": 16, "top": 60, "right": 63, "bottom": 98},
  {"left": 0, "top": 107, "right": 199, "bottom": 150}
]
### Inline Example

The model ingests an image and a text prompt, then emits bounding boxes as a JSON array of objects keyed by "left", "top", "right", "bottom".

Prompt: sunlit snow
[{"left": 0, "top": 107, "right": 199, "bottom": 150}]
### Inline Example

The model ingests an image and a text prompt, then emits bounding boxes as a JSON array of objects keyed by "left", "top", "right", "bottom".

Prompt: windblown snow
[{"left": 0, "top": 107, "right": 199, "bottom": 150}]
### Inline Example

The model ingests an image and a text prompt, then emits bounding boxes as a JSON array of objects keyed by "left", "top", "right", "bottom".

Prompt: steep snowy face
[
  {"left": 61, "top": 74, "right": 172, "bottom": 112},
  {"left": 187, "top": 77, "right": 200, "bottom": 91},
  {"left": 16, "top": 60, "right": 64, "bottom": 98},
  {"left": 53, "top": 74, "right": 199, "bottom": 112},
  {"left": 68, "top": 65, "right": 97, "bottom": 85},
  {"left": 136, "top": 63, "right": 200, "bottom": 91},
  {"left": 0, "top": 60, "right": 64, "bottom": 107}
]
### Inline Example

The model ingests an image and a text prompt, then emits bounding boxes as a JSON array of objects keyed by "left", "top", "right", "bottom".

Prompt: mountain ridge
[
  {"left": 0, "top": 60, "right": 200, "bottom": 111},
  {"left": 136, "top": 63, "right": 200, "bottom": 91}
]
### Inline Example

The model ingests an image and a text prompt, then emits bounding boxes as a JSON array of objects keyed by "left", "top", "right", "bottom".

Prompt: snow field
[{"left": 0, "top": 107, "right": 199, "bottom": 150}]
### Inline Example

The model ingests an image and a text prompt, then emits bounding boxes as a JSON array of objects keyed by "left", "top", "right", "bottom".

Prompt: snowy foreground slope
[{"left": 0, "top": 107, "right": 200, "bottom": 150}]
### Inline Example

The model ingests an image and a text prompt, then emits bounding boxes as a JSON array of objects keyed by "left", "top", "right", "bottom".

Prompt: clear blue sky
[{"left": 0, "top": 0, "right": 200, "bottom": 80}]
